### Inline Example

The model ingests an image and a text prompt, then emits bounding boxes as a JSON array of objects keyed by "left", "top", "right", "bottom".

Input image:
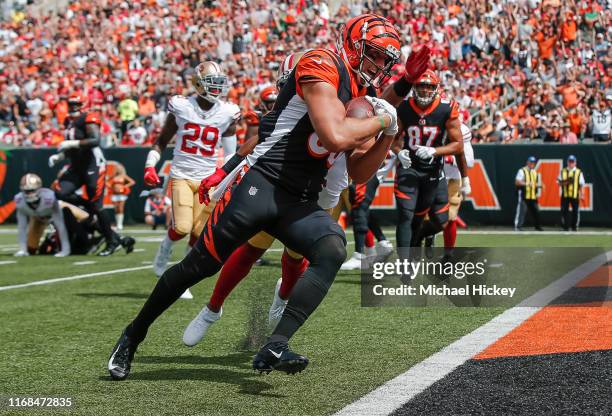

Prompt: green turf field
[{"left": 0, "top": 227, "right": 610, "bottom": 416}]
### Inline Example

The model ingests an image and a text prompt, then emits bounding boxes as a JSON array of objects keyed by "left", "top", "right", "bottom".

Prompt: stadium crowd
[{"left": 0, "top": 0, "right": 609, "bottom": 147}]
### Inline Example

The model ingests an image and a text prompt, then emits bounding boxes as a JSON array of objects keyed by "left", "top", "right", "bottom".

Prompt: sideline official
[
  {"left": 558, "top": 155, "right": 585, "bottom": 231},
  {"left": 514, "top": 156, "right": 543, "bottom": 231}
]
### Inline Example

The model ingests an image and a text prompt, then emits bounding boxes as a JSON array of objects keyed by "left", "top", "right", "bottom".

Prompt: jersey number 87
[
  {"left": 406, "top": 125, "right": 439, "bottom": 149},
  {"left": 180, "top": 123, "right": 220, "bottom": 156}
]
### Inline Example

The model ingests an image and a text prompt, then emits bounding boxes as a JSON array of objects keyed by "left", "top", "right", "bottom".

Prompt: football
[{"left": 345, "top": 96, "right": 375, "bottom": 119}]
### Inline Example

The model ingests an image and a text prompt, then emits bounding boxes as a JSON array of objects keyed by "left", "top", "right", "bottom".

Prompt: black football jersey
[
  {"left": 397, "top": 96, "right": 459, "bottom": 174},
  {"left": 248, "top": 49, "right": 362, "bottom": 201},
  {"left": 63, "top": 112, "right": 105, "bottom": 168}
]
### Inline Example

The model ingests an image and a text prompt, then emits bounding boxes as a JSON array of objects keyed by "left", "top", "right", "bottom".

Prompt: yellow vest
[
  {"left": 522, "top": 167, "right": 538, "bottom": 200},
  {"left": 561, "top": 168, "right": 582, "bottom": 199}
]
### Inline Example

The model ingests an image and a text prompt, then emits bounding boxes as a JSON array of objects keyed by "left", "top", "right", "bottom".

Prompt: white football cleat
[
  {"left": 340, "top": 251, "right": 365, "bottom": 270},
  {"left": 375, "top": 240, "right": 394, "bottom": 262},
  {"left": 182, "top": 306, "right": 222, "bottom": 346},
  {"left": 153, "top": 235, "right": 173, "bottom": 277},
  {"left": 364, "top": 245, "right": 377, "bottom": 257},
  {"left": 180, "top": 288, "right": 193, "bottom": 300},
  {"left": 268, "top": 278, "right": 288, "bottom": 330}
]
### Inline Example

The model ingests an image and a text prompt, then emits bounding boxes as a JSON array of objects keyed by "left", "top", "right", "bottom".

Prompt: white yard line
[
  {"left": 72, "top": 261, "right": 97, "bottom": 266},
  {"left": 0, "top": 262, "right": 176, "bottom": 292},
  {"left": 333, "top": 250, "right": 612, "bottom": 416},
  {"left": 0, "top": 260, "right": 17, "bottom": 265}
]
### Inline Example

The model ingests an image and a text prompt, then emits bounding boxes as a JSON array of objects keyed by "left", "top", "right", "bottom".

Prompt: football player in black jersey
[
  {"left": 48, "top": 94, "right": 134, "bottom": 256},
  {"left": 382, "top": 69, "right": 464, "bottom": 254},
  {"left": 108, "top": 14, "right": 430, "bottom": 380}
]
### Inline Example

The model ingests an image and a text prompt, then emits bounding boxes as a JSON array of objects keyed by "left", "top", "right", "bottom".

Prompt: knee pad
[{"left": 310, "top": 234, "right": 347, "bottom": 272}]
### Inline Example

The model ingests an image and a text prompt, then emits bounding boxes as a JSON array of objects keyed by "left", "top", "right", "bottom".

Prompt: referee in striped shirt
[{"left": 557, "top": 155, "right": 585, "bottom": 231}]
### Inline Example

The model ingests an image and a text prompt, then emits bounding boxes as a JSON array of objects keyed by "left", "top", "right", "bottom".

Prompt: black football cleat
[
  {"left": 252, "top": 342, "right": 309, "bottom": 375},
  {"left": 98, "top": 241, "right": 121, "bottom": 256},
  {"left": 108, "top": 329, "right": 139, "bottom": 380},
  {"left": 121, "top": 236, "right": 136, "bottom": 254}
]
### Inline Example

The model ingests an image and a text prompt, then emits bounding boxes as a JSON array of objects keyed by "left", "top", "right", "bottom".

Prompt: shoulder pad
[
  {"left": 85, "top": 112, "right": 101, "bottom": 125},
  {"left": 167, "top": 95, "right": 190, "bottom": 116}
]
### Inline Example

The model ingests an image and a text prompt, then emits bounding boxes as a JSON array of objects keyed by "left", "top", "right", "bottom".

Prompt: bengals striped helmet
[
  {"left": 68, "top": 93, "right": 86, "bottom": 117},
  {"left": 191, "top": 61, "right": 229, "bottom": 103},
  {"left": 414, "top": 69, "right": 440, "bottom": 107},
  {"left": 276, "top": 50, "right": 310, "bottom": 90},
  {"left": 337, "top": 14, "right": 401, "bottom": 88},
  {"left": 259, "top": 86, "right": 278, "bottom": 112}
]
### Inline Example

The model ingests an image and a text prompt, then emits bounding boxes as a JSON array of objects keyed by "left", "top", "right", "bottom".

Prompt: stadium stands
[{"left": 0, "top": 0, "right": 609, "bottom": 147}]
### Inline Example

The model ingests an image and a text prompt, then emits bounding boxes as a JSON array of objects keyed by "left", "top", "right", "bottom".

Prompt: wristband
[
  {"left": 145, "top": 149, "right": 161, "bottom": 168},
  {"left": 393, "top": 77, "right": 413, "bottom": 98},
  {"left": 221, "top": 152, "right": 246, "bottom": 174},
  {"left": 378, "top": 116, "right": 386, "bottom": 130}
]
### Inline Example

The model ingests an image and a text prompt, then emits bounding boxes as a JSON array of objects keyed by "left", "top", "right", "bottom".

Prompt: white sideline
[
  {"left": 0, "top": 262, "right": 176, "bottom": 292},
  {"left": 333, "top": 250, "right": 612, "bottom": 416}
]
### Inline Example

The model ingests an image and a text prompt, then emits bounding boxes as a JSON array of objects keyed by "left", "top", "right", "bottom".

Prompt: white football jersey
[
  {"left": 14, "top": 188, "right": 57, "bottom": 219},
  {"left": 444, "top": 123, "right": 474, "bottom": 180},
  {"left": 168, "top": 95, "right": 240, "bottom": 181}
]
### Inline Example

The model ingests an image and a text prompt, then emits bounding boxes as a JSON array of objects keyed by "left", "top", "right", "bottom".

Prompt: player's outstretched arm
[
  {"left": 381, "top": 46, "right": 431, "bottom": 107},
  {"left": 302, "top": 82, "right": 389, "bottom": 153},
  {"left": 144, "top": 113, "right": 178, "bottom": 186}
]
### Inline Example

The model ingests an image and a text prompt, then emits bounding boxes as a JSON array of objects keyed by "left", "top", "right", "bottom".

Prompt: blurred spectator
[
  {"left": 0, "top": 0, "right": 609, "bottom": 148},
  {"left": 560, "top": 123, "right": 579, "bottom": 144},
  {"left": 590, "top": 98, "right": 611, "bottom": 142},
  {"left": 144, "top": 188, "right": 171, "bottom": 230},
  {"left": 123, "top": 118, "right": 148, "bottom": 146}
]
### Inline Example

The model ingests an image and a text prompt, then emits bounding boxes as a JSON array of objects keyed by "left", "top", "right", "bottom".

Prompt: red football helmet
[
  {"left": 413, "top": 69, "right": 440, "bottom": 107},
  {"left": 258, "top": 86, "right": 278, "bottom": 112},
  {"left": 337, "top": 14, "right": 401, "bottom": 88},
  {"left": 67, "top": 93, "right": 86, "bottom": 117}
]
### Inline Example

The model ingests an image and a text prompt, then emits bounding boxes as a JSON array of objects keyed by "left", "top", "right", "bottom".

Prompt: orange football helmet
[
  {"left": 68, "top": 93, "right": 86, "bottom": 117},
  {"left": 259, "top": 86, "right": 278, "bottom": 112},
  {"left": 414, "top": 69, "right": 440, "bottom": 107},
  {"left": 337, "top": 14, "right": 401, "bottom": 88}
]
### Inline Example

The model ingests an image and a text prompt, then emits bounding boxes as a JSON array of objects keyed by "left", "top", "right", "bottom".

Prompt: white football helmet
[
  {"left": 191, "top": 61, "right": 229, "bottom": 103},
  {"left": 20, "top": 173, "right": 43, "bottom": 204},
  {"left": 276, "top": 50, "right": 310, "bottom": 89}
]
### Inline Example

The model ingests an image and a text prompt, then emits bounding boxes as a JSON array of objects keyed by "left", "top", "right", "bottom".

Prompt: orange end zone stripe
[
  {"left": 475, "top": 266, "right": 612, "bottom": 360},
  {"left": 575, "top": 266, "right": 612, "bottom": 287}
]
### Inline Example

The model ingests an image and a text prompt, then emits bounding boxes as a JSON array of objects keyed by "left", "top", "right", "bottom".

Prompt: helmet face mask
[
  {"left": 68, "top": 94, "right": 84, "bottom": 118},
  {"left": 192, "top": 62, "right": 230, "bottom": 104},
  {"left": 20, "top": 174, "right": 42, "bottom": 204},
  {"left": 355, "top": 42, "right": 399, "bottom": 88},
  {"left": 414, "top": 70, "right": 440, "bottom": 107},
  {"left": 414, "top": 82, "right": 438, "bottom": 106}
]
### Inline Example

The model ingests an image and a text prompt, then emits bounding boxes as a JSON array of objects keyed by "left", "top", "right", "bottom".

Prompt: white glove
[
  {"left": 14, "top": 250, "right": 29, "bottom": 257},
  {"left": 54, "top": 251, "right": 70, "bottom": 258},
  {"left": 461, "top": 176, "right": 471, "bottom": 198},
  {"left": 364, "top": 96, "right": 398, "bottom": 136},
  {"left": 48, "top": 153, "right": 65, "bottom": 168},
  {"left": 58, "top": 140, "right": 79, "bottom": 152},
  {"left": 415, "top": 145, "right": 437, "bottom": 161},
  {"left": 397, "top": 149, "right": 412, "bottom": 169}
]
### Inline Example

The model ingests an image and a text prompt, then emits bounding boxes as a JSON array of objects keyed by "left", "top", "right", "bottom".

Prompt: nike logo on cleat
[{"left": 268, "top": 349, "right": 282, "bottom": 359}]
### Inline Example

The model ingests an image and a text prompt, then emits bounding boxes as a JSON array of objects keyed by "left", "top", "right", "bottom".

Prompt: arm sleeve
[
  {"left": 51, "top": 202, "right": 71, "bottom": 255},
  {"left": 221, "top": 134, "right": 237, "bottom": 162},
  {"left": 463, "top": 140, "right": 474, "bottom": 168},
  {"left": 16, "top": 209, "right": 28, "bottom": 252}
]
